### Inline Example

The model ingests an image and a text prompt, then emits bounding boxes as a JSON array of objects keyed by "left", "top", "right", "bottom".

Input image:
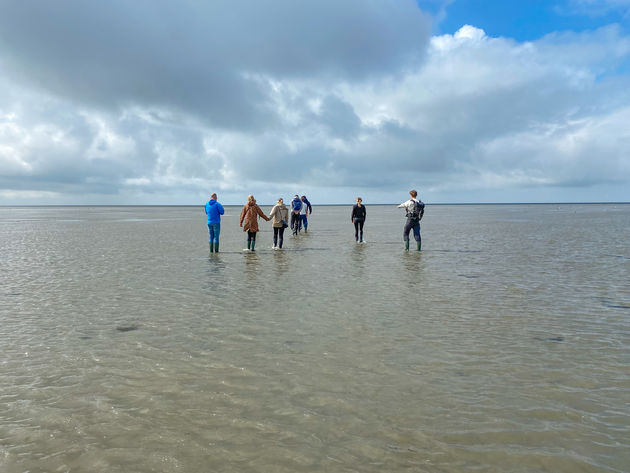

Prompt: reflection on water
[
  {"left": 271, "top": 250, "right": 290, "bottom": 276},
  {"left": 243, "top": 251, "right": 261, "bottom": 278},
  {"left": 1, "top": 204, "right": 629, "bottom": 473}
]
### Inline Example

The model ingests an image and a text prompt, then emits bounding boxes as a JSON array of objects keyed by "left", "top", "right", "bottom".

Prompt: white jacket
[{"left": 397, "top": 198, "right": 420, "bottom": 214}]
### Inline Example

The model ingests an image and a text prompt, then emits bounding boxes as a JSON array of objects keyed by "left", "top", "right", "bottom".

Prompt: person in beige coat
[
  {"left": 239, "top": 195, "right": 270, "bottom": 251},
  {"left": 269, "top": 198, "right": 289, "bottom": 249}
]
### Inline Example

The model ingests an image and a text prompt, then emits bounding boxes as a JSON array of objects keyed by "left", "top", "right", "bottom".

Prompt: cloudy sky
[{"left": 1, "top": 0, "right": 629, "bottom": 204}]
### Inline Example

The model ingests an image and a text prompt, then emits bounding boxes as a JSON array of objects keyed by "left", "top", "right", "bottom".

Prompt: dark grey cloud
[{"left": 0, "top": 0, "right": 431, "bottom": 130}]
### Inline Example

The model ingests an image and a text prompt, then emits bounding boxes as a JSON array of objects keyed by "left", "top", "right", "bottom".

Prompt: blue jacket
[
  {"left": 291, "top": 197, "right": 302, "bottom": 212},
  {"left": 205, "top": 199, "right": 225, "bottom": 225}
]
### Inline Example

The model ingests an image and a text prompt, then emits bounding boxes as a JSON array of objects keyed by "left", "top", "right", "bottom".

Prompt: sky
[{"left": 0, "top": 0, "right": 629, "bottom": 205}]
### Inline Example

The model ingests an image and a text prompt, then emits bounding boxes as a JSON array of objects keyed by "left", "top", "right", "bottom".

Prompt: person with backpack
[
  {"left": 290, "top": 195, "right": 302, "bottom": 235},
  {"left": 397, "top": 189, "right": 425, "bottom": 251},
  {"left": 351, "top": 197, "right": 366, "bottom": 243},
  {"left": 204, "top": 193, "right": 225, "bottom": 253},
  {"left": 300, "top": 195, "right": 312, "bottom": 232}
]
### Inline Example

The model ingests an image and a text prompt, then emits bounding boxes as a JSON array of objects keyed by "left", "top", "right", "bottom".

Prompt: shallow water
[{"left": 1, "top": 204, "right": 629, "bottom": 472}]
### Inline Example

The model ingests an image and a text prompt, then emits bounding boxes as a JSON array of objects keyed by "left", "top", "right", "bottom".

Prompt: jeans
[
  {"left": 403, "top": 218, "right": 421, "bottom": 242},
  {"left": 273, "top": 226, "right": 285, "bottom": 248},
  {"left": 207, "top": 223, "right": 220, "bottom": 244}
]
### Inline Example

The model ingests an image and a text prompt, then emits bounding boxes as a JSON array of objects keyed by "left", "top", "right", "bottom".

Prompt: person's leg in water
[
  {"left": 211, "top": 223, "right": 220, "bottom": 252},
  {"left": 354, "top": 220, "right": 360, "bottom": 241},
  {"left": 273, "top": 227, "right": 279, "bottom": 248},
  {"left": 302, "top": 214, "right": 308, "bottom": 232},
  {"left": 413, "top": 221, "right": 421, "bottom": 251},
  {"left": 358, "top": 219, "right": 364, "bottom": 242},
  {"left": 291, "top": 213, "right": 299, "bottom": 235},
  {"left": 278, "top": 226, "right": 285, "bottom": 248},
  {"left": 250, "top": 231, "right": 257, "bottom": 251},
  {"left": 246, "top": 231, "right": 254, "bottom": 250},
  {"left": 208, "top": 223, "right": 214, "bottom": 253},
  {"left": 403, "top": 218, "right": 414, "bottom": 251}
]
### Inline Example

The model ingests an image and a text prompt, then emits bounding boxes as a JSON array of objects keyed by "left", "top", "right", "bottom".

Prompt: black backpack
[{"left": 409, "top": 200, "right": 424, "bottom": 220}]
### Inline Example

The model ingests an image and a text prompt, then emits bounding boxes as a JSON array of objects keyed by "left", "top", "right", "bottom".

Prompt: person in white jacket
[{"left": 397, "top": 189, "right": 425, "bottom": 251}]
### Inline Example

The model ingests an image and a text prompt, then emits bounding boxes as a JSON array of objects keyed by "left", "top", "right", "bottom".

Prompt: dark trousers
[
  {"left": 290, "top": 212, "right": 301, "bottom": 233},
  {"left": 353, "top": 218, "right": 364, "bottom": 241},
  {"left": 247, "top": 231, "right": 257, "bottom": 242},
  {"left": 403, "top": 218, "right": 421, "bottom": 242},
  {"left": 273, "top": 227, "right": 285, "bottom": 248}
]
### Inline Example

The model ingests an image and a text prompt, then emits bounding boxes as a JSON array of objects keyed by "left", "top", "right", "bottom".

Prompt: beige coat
[
  {"left": 269, "top": 204, "right": 289, "bottom": 228},
  {"left": 239, "top": 202, "right": 269, "bottom": 232}
]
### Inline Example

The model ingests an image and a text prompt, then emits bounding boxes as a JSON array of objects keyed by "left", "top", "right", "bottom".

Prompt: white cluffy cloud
[{"left": 0, "top": 1, "right": 629, "bottom": 204}]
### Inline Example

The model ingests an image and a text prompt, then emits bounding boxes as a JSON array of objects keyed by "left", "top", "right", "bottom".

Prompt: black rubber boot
[
  {"left": 405, "top": 240, "right": 409, "bottom": 251},
  {"left": 214, "top": 242, "right": 219, "bottom": 253},
  {"left": 209, "top": 242, "right": 214, "bottom": 253}
]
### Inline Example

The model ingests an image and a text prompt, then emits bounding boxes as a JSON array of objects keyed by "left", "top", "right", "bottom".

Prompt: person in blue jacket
[
  {"left": 290, "top": 195, "right": 303, "bottom": 235},
  {"left": 205, "top": 193, "right": 225, "bottom": 253}
]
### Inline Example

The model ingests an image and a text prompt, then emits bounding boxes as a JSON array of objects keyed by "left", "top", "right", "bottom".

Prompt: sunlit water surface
[{"left": 1, "top": 204, "right": 629, "bottom": 472}]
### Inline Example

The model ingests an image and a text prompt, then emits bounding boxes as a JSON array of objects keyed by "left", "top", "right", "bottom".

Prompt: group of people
[
  {"left": 204, "top": 190, "right": 424, "bottom": 253},
  {"left": 204, "top": 193, "right": 313, "bottom": 252}
]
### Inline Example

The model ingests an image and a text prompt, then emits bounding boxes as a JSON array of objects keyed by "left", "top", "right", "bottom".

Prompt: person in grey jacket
[{"left": 269, "top": 198, "right": 289, "bottom": 249}]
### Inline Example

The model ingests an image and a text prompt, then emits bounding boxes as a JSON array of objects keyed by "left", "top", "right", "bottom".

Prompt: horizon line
[{"left": 2, "top": 201, "right": 629, "bottom": 207}]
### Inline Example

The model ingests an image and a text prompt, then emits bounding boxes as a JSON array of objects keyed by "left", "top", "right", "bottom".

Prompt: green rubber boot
[
  {"left": 214, "top": 242, "right": 219, "bottom": 253},
  {"left": 417, "top": 241, "right": 421, "bottom": 251},
  {"left": 405, "top": 240, "right": 409, "bottom": 251},
  {"left": 247, "top": 240, "right": 251, "bottom": 250},
  {"left": 209, "top": 242, "right": 214, "bottom": 253},
  {"left": 251, "top": 240, "right": 256, "bottom": 251}
]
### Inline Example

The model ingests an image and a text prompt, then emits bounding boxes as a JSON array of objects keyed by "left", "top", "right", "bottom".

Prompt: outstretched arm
[{"left": 257, "top": 205, "right": 270, "bottom": 221}]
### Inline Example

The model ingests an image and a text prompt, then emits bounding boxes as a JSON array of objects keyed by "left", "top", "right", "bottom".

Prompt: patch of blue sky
[{"left": 417, "top": 0, "right": 630, "bottom": 41}]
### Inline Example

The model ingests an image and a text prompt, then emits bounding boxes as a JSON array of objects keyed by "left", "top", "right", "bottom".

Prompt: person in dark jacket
[
  {"left": 351, "top": 197, "right": 366, "bottom": 243},
  {"left": 300, "top": 195, "right": 312, "bottom": 232},
  {"left": 205, "top": 193, "right": 225, "bottom": 253}
]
